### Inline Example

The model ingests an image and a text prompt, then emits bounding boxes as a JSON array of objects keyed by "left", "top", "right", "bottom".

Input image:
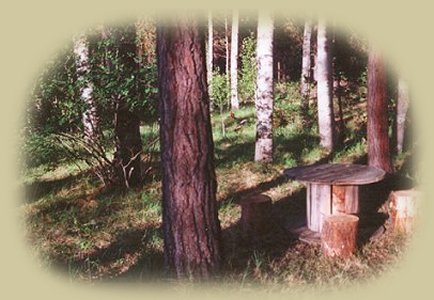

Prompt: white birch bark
[
  {"left": 301, "top": 20, "right": 312, "bottom": 106},
  {"left": 207, "top": 12, "right": 213, "bottom": 97},
  {"left": 254, "top": 13, "right": 274, "bottom": 162},
  {"left": 73, "top": 33, "right": 98, "bottom": 141},
  {"left": 396, "top": 78, "right": 409, "bottom": 154},
  {"left": 230, "top": 10, "right": 240, "bottom": 110},
  {"left": 316, "top": 20, "right": 335, "bottom": 152}
]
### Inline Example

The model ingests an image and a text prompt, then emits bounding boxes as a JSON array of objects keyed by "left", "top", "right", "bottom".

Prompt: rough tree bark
[
  {"left": 157, "top": 19, "right": 222, "bottom": 279},
  {"left": 316, "top": 20, "right": 335, "bottom": 152},
  {"left": 255, "top": 13, "right": 274, "bottom": 163},
  {"left": 367, "top": 49, "right": 393, "bottom": 173},
  {"left": 230, "top": 10, "right": 240, "bottom": 110},
  {"left": 73, "top": 33, "right": 99, "bottom": 141},
  {"left": 112, "top": 27, "right": 143, "bottom": 188},
  {"left": 300, "top": 20, "right": 312, "bottom": 110},
  {"left": 396, "top": 78, "right": 409, "bottom": 154}
]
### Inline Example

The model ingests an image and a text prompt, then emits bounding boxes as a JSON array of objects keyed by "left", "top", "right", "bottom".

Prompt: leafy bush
[
  {"left": 239, "top": 34, "right": 257, "bottom": 104},
  {"left": 210, "top": 68, "right": 229, "bottom": 111}
]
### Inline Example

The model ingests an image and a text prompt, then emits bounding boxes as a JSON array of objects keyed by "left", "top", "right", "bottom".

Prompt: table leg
[
  {"left": 331, "top": 185, "right": 359, "bottom": 214},
  {"left": 306, "top": 183, "right": 332, "bottom": 232},
  {"left": 306, "top": 184, "right": 360, "bottom": 233}
]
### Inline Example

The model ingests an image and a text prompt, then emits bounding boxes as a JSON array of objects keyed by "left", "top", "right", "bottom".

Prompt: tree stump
[
  {"left": 389, "top": 190, "right": 419, "bottom": 234},
  {"left": 321, "top": 214, "right": 359, "bottom": 258},
  {"left": 239, "top": 194, "right": 272, "bottom": 237}
]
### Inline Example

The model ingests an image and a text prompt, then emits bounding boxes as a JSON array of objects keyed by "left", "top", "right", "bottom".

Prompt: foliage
[
  {"left": 210, "top": 68, "right": 230, "bottom": 110},
  {"left": 239, "top": 34, "right": 257, "bottom": 103}
]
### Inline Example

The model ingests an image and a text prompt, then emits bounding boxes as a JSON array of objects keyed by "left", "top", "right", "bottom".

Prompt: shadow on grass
[{"left": 23, "top": 170, "right": 92, "bottom": 204}]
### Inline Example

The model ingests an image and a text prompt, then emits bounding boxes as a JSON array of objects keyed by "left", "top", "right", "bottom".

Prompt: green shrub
[{"left": 239, "top": 34, "right": 257, "bottom": 104}]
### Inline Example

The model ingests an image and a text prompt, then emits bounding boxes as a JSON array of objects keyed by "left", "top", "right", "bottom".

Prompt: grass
[{"left": 20, "top": 89, "right": 416, "bottom": 290}]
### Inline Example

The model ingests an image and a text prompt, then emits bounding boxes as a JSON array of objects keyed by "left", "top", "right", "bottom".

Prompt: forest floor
[{"left": 20, "top": 95, "right": 416, "bottom": 292}]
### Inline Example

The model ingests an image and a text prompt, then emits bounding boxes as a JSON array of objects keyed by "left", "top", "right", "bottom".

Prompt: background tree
[
  {"left": 207, "top": 12, "right": 213, "bottom": 99},
  {"left": 157, "top": 18, "right": 222, "bottom": 279},
  {"left": 367, "top": 49, "right": 393, "bottom": 173},
  {"left": 73, "top": 33, "right": 99, "bottom": 141},
  {"left": 396, "top": 78, "right": 409, "bottom": 154},
  {"left": 254, "top": 12, "right": 274, "bottom": 163},
  {"left": 300, "top": 20, "right": 312, "bottom": 110},
  {"left": 316, "top": 20, "right": 335, "bottom": 152},
  {"left": 230, "top": 10, "right": 240, "bottom": 110}
]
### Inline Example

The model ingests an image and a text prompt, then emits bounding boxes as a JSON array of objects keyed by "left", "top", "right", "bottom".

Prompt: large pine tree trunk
[
  {"left": 157, "top": 19, "right": 222, "bottom": 279},
  {"left": 73, "top": 33, "right": 99, "bottom": 141},
  {"left": 230, "top": 10, "right": 240, "bottom": 110},
  {"left": 301, "top": 20, "right": 312, "bottom": 109},
  {"left": 112, "top": 27, "right": 143, "bottom": 188},
  {"left": 367, "top": 50, "right": 393, "bottom": 173},
  {"left": 396, "top": 78, "right": 409, "bottom": 154},
  {"left": 316, "top": 20, "right": 335, "bottom": 152},
  {"left": 254, "top": 13, "right": 274, "bottom": 163}
]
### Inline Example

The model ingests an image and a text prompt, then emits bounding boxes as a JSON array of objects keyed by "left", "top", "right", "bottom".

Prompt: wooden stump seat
[
  {"left": 388, "top": 189, "right": 419, "bottom": 234},
  {"left": 238, "top": 194, "right": 272, "bottom": 237},
  {"left": 321, "top": 214, "right": 359, "bottom": 258}
]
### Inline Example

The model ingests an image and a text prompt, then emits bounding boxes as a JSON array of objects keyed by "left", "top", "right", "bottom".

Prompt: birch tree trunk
[
  {"left": 73, "top": 33, "right": 98, "bottom": 141},
  {"left": 367, "top": 49, "right": 393, "bottom": 173},
  {"left": 301, "top": 20, "right": 312, "bottom": 109},
  {"left": 157, "top": 19, "right": 222, "bottom": 279},
  {"left": 207, "top": 12, "right": 213, "bottom": 97},
  {"left": 316, "top": 20, "right": 335, "bottom": 152},
  {"left": 230, "top": 10, "right": 240, "bottom": 110},
  {"left": 254, "top": 13, "right": 274, "bottom": 163},
  {"left": 225, "top": 16, "right": 230, "bottom": 89},
  {"left": 396, "top": 78, "right": 409, "bottom": 154}
]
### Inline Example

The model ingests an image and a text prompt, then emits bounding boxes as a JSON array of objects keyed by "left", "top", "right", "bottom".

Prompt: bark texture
[
  {"left": 112, "top": 28, "right": 143, "bottom": 188},
  {"left": 255, "top": 13, "right": 274, "bottom": 163},
  {"left": 396, "top": 78, "right": 409, "bottom": 154},
  {"left": 316, "top": 20, "right": 335, "bottom": 152},
  {"left": 230, "top": 10, "right": 240, "bottom": 110},
  {"left": 301, "top": 20, "right": 312, "bottom": 108},
  {"left": 367, "top": 50, "right": 393, "bottom": 173},
  {"left": 73, "top": 33, "right": 99, "bottom": 141},
  {"left": 321, "top": 214, "right": 359, "bottom": 258},
  {"left": 157, "top": 20, "right": 222, "bottom": 279}
]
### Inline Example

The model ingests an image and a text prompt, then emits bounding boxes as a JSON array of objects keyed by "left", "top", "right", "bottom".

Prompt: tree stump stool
[
  {"left": 238, "top": 194, "right": 272, "bottom": 237},
  {"left": 389, "top": 190, "right": 419, "bottom": 234},
  {"left": 321, "top": 214, "right": 359, "bottom": 258}
]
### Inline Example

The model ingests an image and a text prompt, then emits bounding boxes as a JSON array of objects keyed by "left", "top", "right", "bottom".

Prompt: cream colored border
[{"left": 1, "top": 1, "right": 432, "bottom": 300}]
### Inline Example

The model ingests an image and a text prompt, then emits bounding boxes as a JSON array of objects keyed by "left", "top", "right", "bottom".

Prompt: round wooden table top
[{"left": 283, "top": 163, "right": 386, "bottom": 185}]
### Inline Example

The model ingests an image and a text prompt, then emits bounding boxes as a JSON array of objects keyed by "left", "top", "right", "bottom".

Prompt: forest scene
[{"left": 20, "top": 12, "right": 417, "bottom": 291}]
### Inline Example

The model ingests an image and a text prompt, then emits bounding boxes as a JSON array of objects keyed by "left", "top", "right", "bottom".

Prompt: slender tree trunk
[
  {"left": 225, "top": 16, "right": 230, "bottom": 84},
  {"left": 207, "top": 12, "right": 213, "bottom": 98},
  {"left": 157, "top": 19, "right": 222, "bottom": 279},
  {"left": 301, "top": 20, "right": 312, "bottom": 109},
  {"left": 230, "top": 10, "right": 240, "bottom": 110},
  {"left": 255, "top": 13, "right": 274, "bottom": 163},
  {"left": 316, "top": 20, "right": 335, "bottom": 152},
  {"left": 396, "top": 78, "right": 409, "bottom": 154},
  {"left": 367, "top": 49, "right": 393, "bottom": 173},
  {"left": 112, "top": 27, "right": 143, "bottom": 188},
  {"left": 73, "top": 33, "right": 99, "bottom": 141}
]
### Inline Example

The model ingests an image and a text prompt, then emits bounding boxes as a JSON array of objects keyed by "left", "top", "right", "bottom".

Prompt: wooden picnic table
[{"left": 284, "top": 163, "right": 386, "bottom": 233}]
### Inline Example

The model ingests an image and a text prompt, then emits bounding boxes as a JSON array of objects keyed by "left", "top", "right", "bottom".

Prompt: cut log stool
[
  {"left": 389, "top": 190, "right": 419, "bottom": 234},
  {"left": 238, "top": 194, "right": 272, "bottom": 237},
  {"left": 321, "top": 214, "right": 359, "bottom": 258}
]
